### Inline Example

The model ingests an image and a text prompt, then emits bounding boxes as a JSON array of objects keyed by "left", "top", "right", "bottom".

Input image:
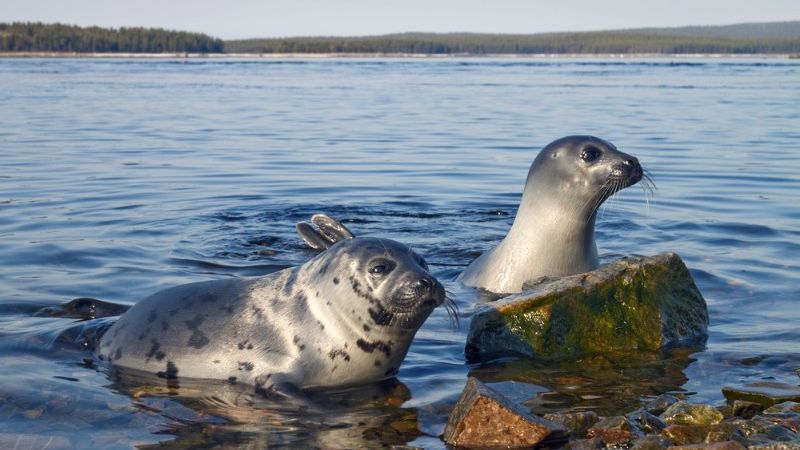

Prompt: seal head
[
  {"left": 97, "top": 237, "right": 446, "bottom": 391},
  {"left": 458, "top": 135, "right": 643, "bottom": 294}
]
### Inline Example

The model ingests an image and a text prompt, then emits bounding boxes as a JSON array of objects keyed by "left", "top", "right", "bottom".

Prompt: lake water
[{"left": 0, "top": 57, "right": 798, "bottom": 449}]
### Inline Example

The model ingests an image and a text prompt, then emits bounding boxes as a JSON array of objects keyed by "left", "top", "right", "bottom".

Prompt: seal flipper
[
  {"left": 311, "top": 214, "right": 354, "bottom": 242},
  {"left": 297, "top": 222, "right": 334, "bottom": 250},
  {"left": 296, "top": 214, "right": 355, "bottom": 251},
  {"left": 35, "top": 297, "right": 130, "bottom": 320}
]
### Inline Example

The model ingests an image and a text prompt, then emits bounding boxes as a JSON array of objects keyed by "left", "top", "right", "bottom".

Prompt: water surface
[{"left": 0, "top": 57, "right": 798, "bottom": 448}]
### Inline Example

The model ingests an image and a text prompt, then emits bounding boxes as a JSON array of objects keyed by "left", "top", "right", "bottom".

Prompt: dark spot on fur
[
  {"left": 251, "top": 306, "right": 265, "bottom": 318},
  {"left": 113, "top": 348, "right": 122, "bottom": 360},
  {"left": 356, "top": 338, "right": 392, "bottom": 357},
  {"left": 228, "top": 376, "right": 237, "bottom": 383},
  {"left": 333, "top": 277, "right": 339, "bottom": 285},
  {"left": 184, "top": 314, "right": 207, "bottom": 330},
  {"left": 363, "top": 324, "right": 371, "bottom": 332},
  {"left": 317, "top": 320, "right": 325, "bottom": 330},
  {"left": 368, "top": 306, "right": 394, "bottom": 326},
  {"left": 187, "top": 331, "right": 209, "bottom": 349},
  {"left": 238, "top": 340, "right": 253, "bottom": 350},
  {"left": 147, "top": 309, "right": 158, "bottom": 323},
  {"left": 315, "top": 291, "right": 319, "bottom": 297},
  {"left": 374, "top": 360, "right": 381, "bottom": 366},
  {"left": 328, "top": 349, "right": 351, "bottom": 362},
  {"left": 145, "top": 339, "right": 166, "bottom": 362},
  {"left": 185, "top": 314, "right": 210, "bottom": 348},
  {"left": 238, "top": 361, "right": 254, "bottom": 371},
  {"left": 156, "top": 361, "right": 179, "bottom": 379},
  {"left": 199, "top": 293, "right": 218, "bottom": 303},
  {"left": 293, "top": 335, "right": 306, "bottom": 351},
  {"left": 213, "top": 359, "right": 220, "bottom": 364}
]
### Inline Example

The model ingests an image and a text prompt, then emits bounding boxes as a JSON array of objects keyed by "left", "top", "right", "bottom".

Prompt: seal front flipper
[
  {"left": 35, "top": 297, "right": 130, "bottom": 320},
  {"left": 296, "top": 213, "right": 355, "bottom": 251}
]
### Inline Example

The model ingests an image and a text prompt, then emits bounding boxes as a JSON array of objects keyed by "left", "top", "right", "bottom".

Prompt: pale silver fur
[
  {"left": 458, "top": 136, "right": 641, "bottom": 294},
  {"left": 98, "top": 237, "right": 440, "bottom": 390}
]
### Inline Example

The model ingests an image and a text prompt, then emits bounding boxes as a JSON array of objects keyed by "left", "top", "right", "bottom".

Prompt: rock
[
  {"left": 660, "top": 401, "right": 724, "bottom": 426},
  {"left": 587, "top": 415, "right": 645, "bottom": 445},
  {"left": 568, "top": 437, "right": 604, "bottom": 450},
  {"left": 666, "top": 441, "right": 746, "bottom": 450},
  {"left": 647, "top": 394, "right": 682, "bottom": 415},
  {"left": 628, "top": 408, "right": 668, "bottom": 433},
  {"left": 746, "top": 444, "right": 800, "bottom": 450},
  {"left": 465, "top": 253, "right": 708, "bottom": 360},
  {"left": 722, "top": 383, "right": 800, "bottom": 407},
  {"left": 543, "top": 411, "right": 600, "bottom": 437},
  {"left": 661, "top": 424, "right": 741, "bottom": 446},
  {"left": 443, "top": 377, "right": 568, "bottom": 448},
  {"left": 764, "top": 402, "right": 800, "bottom": 417},
  {"left": 728, "top": 416, "right": 799, "bottom": 442},
  {"left": 731, "top": 400, "right": 764, "bottom": 419},
  {"left": 633, "top": 434, "right": 674, "bottom": 450}
]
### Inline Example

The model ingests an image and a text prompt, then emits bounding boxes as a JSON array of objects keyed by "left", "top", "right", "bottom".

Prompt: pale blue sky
[{"left": 3, "top": 0, "right": 799, "bottom": 39}]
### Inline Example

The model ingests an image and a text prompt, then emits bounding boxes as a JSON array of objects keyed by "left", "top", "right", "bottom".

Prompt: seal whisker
[{"left": 442, "top": 290, "right": 460, "bottom": 329}]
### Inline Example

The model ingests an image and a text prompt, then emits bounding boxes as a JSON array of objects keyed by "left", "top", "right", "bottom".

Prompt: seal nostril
[{"left": 417, "top": 278, "right": 431, "bottom": 289}]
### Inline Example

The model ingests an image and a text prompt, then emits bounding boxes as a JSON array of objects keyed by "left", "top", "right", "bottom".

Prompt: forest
[
  {"left": 0, "top": 22, "right": 224, "bottom": 53},
  {"left": 226, "top": 30, "right": 800, "bottom": 55},
  {"left": 2, "top": 21, "right": 799, "bottom": 55}
]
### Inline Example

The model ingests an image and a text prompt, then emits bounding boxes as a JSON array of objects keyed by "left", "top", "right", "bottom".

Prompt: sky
[{"left": 3, "top": 0, "right": 800, "bottom": 40}]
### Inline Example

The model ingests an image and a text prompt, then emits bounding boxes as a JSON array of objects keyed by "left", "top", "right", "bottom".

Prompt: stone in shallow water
[
  {"left": 465, "top": 253, "right": 708, "bottom": 360},
  {"left": 661, "top": 423, "right": 741, "bottom": 446},
  {"left": 628, "top": 408, "right": 669, "bottom": 433},
  {"left": 665, "top": 441, "right": 746, "bottom": 450},
  {"left": 443, "top": 377, "right": 568, "bottom": 448},
  {"left": 731, "top": 400, "right": 764, "bottom": 419},
  {"left": 568, "top": 437, "right": 604, "bottom": 450},
  {"left": 722, "top": 382, "right": 800, "bottom": 407},
  {"left": 647, "top": 394, "right": 682, "bottom": 415},
  {"left": 660, "top": 401, "right": 724, "bottom": 426},
  {"left": 543, "top": 411, "right": 600, "bottom": 437},
  {"left": 587, "top": 415, "right": 645, "bottom": 445},
  {"left": 632, "top": 434, "right": 673, "bottom": 450}
]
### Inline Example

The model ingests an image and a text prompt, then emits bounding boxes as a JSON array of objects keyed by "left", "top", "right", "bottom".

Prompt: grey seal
[
  {"left": 97, "top": 237, "right": 447, "bottom": 393},
  {"left": 458, "top": 135, "right": 645, "bottom": 294}
]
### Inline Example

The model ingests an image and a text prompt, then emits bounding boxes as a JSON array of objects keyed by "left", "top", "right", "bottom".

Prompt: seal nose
[
  {"left": 623, "top": 157, "right": 638, "bottom": 167},
  {"left": 416, "top": 277, "right": 432, "bottom": 291}
]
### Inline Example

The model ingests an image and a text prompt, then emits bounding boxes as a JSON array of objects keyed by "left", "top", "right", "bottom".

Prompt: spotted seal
[
  {"left": 97, "top": 237, "right": 447, "bottom": 392},
  {"left": 458, "top": 135, "right": 645, "bottom": 293}
]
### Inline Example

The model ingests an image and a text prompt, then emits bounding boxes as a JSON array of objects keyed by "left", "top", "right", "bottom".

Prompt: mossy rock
[{"left": 466, "top": 253, "right": 708, "bottom": 360}]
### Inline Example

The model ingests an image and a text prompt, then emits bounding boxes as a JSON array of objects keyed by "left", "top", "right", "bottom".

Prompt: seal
[
  {"left": 458, "top": 135, "right": 645, "bottom": 294},
  {"left": 97, "top": 237, "right": 447, "bottom": 393}
]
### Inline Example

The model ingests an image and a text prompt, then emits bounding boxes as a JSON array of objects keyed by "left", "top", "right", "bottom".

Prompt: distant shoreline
[{"left": 1, "top": 51, "right": 797, "bottom": 59}]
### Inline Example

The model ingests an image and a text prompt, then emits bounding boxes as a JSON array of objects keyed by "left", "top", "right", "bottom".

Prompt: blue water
[{"left": 0, "top": 57, "right": 799, "bottom": 448}]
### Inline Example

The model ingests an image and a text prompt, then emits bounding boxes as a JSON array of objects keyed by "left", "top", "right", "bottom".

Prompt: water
[{"left": 0, "top": 57, "right": 798, "bottom": 448}]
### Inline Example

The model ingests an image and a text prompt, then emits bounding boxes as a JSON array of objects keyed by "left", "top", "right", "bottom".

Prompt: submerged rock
[
  {"left": 646, "top": 394, "right": 682, "bottom": 415},
  {"left": 632, "top": 434, "right": 673, "bottom": 450},
  {"left": 660, "top": 401, "right": 724, "bottom": 426},
  {"left": 466, "top": 253, "right": 708, "bottom": 360},
  {"left": 731, "top": 400, "right": 764, "bottom": 419},
  {"left": 661, "top": 423, "right": 741, "bottom": 446},
  {"left": 543, "top": 411, "right": 600, "bottom": 437},
  {"left": 666, "top": 441, "right": 746, "bottom": 450},
  {"left": 629, "top": 409, "right": 669, "bottom": 433},
  {"left": 443, "top": 377, "right": 568, "bottom": 448},
  {"left": 587, "top": 415, "right": 645, "bottom": 445},
  {"left": 722, "top": 382, "right": 800, "bottom": 407}
]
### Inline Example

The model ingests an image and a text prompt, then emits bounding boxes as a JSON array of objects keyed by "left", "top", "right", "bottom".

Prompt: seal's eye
[
  {"left": 581, "top": 146, "right": 602, "bottom": 163},
  {"left": 368, "top": 259, "right": 395, "bottom": 276}
]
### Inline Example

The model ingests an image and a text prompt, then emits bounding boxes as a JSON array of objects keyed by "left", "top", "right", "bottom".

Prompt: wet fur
[{"left": 98, "top": 237, "right": 443, "bottom": 392}]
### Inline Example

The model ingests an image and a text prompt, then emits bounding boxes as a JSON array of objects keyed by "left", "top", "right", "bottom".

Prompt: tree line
[
  {"left": 225, "top": 32, "right": 800, "bottom": 55},
  {"left": 2, "top": 22, "right": 798, "bottom": 55},
  {"left": 0, "top": 22, "right": 223, "bottom": 53}
]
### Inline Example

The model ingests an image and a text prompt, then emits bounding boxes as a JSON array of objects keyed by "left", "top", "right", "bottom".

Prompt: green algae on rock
[{"left": 466, "top": 253, "right": 708, "bottom": 360}]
